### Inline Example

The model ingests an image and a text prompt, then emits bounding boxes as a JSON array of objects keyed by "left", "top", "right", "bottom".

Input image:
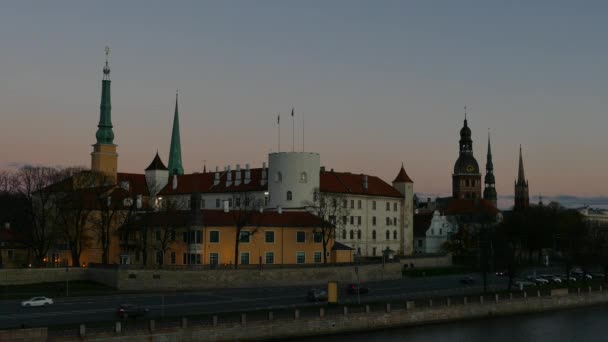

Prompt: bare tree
[
  {"left": 305, "top": 188, "right": 350, "bottom": 264},
  {"left": 229, "top": 192, "right": 263, "bottom": 269},
  {"left": 151, "top": 198, "right": 185, "bottom": 267}
]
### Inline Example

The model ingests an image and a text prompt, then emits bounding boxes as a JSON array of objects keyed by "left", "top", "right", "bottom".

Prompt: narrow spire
[
  {"left": 95, "top": 46, "right": 114, "bottom": 145},
  {"left": 464, "top": 105, "right": 467, "bottom": 123},
  {"left": 517, "top": 145, "right": 526, "bottom": 184},
  {"left": 168, "top": 91, "right": 184, "bottom": 176}
]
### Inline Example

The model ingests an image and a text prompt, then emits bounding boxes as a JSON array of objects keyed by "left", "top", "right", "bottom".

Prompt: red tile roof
[
  {"left": 158, "top": 169, "right": 267, "bottom": 195},
  {"left": 117, "top": 173, "right": 149, "bottom": 196},
  {"left": 445, "top": 199, "right": 500, "bottom": 216},
  {"left": 393, "top": 164, "right": 413, "bottom": 183},
  {"left": 131, "top": 209, "right": 326, "bottom": 228},
  {"left": 320, "top": 171, "right": 403, "bottom": 198}
]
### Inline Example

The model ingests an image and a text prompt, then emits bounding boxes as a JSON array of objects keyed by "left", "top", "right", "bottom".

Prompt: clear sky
[{"left": 1, "top": 1, "right": 607, "bottom": 202}]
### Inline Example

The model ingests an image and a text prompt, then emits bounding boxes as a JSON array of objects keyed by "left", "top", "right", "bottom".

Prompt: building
[
  {"left": 514, "top": 145, "right": 530, "bottom": 211},
  {"left": 452, "top": 114, "right": 482, "bottom": 200},
  {"left": 413, "top": 210, "right": 457, "bottom": 254},
  {"left": 0, "top": 223, "right": 29, "bottom": 268}
]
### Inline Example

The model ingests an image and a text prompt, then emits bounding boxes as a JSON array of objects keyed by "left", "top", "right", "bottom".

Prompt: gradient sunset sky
[{"left": 1, "top": 1, "right": 607, "bottom": 201}]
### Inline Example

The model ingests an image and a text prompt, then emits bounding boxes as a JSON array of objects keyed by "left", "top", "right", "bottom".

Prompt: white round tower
[{"left": 267, "top": 152, "right": 320, "bottom": 209}]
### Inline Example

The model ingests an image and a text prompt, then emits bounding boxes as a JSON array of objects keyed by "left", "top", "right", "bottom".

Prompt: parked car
[
  {"left": 21, "top": 297, "right": 53, "bottom": 307},
  {"left": 540, "top": 275, "right": 562, "bottom": 283},
  {"left": 513, "top": 280, "right": 536, "bottom": 289},
  {"left": 527, "top": 276, "right": 550, "bottom": 285},
  {"left": 346, "top": 283, "right": 369, "bottom": 295},
  {"left": 307, "top": 289, "right": 328, "bottom": 302},
  {"left": 561, "top": 274, "right": 578, "bottom": 282},
  {"left": 460, "top": 276, "right": 475, "bottom": 285},
  {"left": 117, "top": 304, "right": 150, "bottom": 319}
]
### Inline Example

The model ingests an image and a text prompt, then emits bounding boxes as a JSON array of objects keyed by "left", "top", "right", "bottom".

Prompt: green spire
[
  {"left": 95, "top": 46, "right": 114, "bottom": 145},
  {"left": 168, "top": 92, "right": 184, "bottom": 175}
]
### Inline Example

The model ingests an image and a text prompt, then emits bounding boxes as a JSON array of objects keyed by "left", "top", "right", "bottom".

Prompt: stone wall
[
  {"left": 46, "top": 288, "right": 608, "bottom": 342},
  {"left": 112, "top": 263, "right": 402, "bottom": 291},
  {"left": 0, "top": 327, "right": 46, "bottom": 342},
  {"left": 399, "top": 253, "right": 452, "bottom": 268},
  {"left": 0, "top": 268, "right": 87, "bottom": 286}
]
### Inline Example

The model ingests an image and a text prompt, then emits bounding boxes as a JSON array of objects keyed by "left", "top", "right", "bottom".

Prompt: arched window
[
  {"left": 349, "top": 230, "right": 354, "bottom": 239},
  {"left": 357, "top": 230, "right": 361, "bottom": 240},
  {"left": 286, "top": 191, "right": 292, "bottom": 201},
  {"left": 372, "top": 230, "right": 377, "bottom": 240},
  {"left": 386, "top": 230, "right": 390, "bottom": 240},
  {"left": 275, "top": 172, "right": 282, "bottom": 182},
  {"left": 300, "top": 172, "right": 307, "bottom": 183},
  {"left": 342, "top": 229, "right": 346, "bottom": 239},
  {"left": 393, "top": 230, "right": 397, "bottom": 240}
]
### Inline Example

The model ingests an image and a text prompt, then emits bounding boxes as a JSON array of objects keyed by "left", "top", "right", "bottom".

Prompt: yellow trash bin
[{"left": 327, "top": 281, "right": 338, "bottom": 304}]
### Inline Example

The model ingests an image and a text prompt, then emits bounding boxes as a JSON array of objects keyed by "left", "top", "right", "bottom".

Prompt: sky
[{"left": 0, "top": 1, "right": 607, "bottom": 207}]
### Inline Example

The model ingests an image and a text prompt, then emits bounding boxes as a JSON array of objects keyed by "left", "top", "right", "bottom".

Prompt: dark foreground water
[{"left": 300, "top": 305, "right": 608, "bottom": 342}]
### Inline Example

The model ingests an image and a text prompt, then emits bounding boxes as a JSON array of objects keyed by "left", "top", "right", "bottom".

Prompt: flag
[{"left": 291, "top": 107, "right": 294, "bottom": 117}]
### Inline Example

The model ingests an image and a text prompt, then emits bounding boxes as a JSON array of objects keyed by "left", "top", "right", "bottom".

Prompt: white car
[
  {"left": 527, "top": 276, "right": 550, "bottom": 285},
  {"left": 21, "top": 297, "right": 54, "bottom": 307}
]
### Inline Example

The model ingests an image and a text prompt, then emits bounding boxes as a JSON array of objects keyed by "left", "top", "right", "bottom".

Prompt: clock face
[{"left": 466, "top": 165, "right": 475, "bottom": 173}]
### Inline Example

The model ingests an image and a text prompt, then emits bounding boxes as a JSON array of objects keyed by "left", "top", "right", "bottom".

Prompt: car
[
  {"left": 460, "top": 276, "right": 475, "bottom": 285},
  {"left": 117, "top": 304, "right": 150, "bottom": 319},
  {"left": 527, "top": 276, "right": 549, "bottom": 285},
  {"left": 540, "top": 275, "right": 562, "bottom": 283},
  {"left": 21, "top": 297, "right": 53, "bottom": 307},
  {"left": 346, "top": 283, "right": 369, "bottom": 295},
  {"left": 513, "top": 280, "right": 536, "bottom": 289},
  {"left": 307, "top": 289, "right": 328, "bottom": 302}
]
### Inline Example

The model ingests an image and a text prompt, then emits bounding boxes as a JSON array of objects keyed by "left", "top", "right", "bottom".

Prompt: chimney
[
  {"left": 320, "top": 166, "right": 326, "bottom": 172},
  {"left": 136, "top": 195, "right": 143, "bottom": 209},
  {"left": 277, "top": 206, "right": 282, "bottom": 214},
  {"left": 235, "top": 164, "right": 242, "bottom": 186},
  {"left": 244, "top": 163, "right": 251, "bottom": 184},
  {"left": 172, "top": 175, "right": 178, "bottom": 190},
  {"left": 223, "top": 200, "right": 230, "bottom": 213},
  {"left": 226, "top": 170, "right": 233, "bottom": 187},
  {"left": 363, "top": 175, "right": 368, "bottom": 191},
  {"left": 261, "top": 162, "right": 267, "bottom": 186}
]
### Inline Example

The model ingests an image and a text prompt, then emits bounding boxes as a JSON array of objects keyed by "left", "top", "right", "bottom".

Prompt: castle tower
[
  {"left": 91, "top": 47, "right": 118, "bottom": 183},
  {"left": 168, "top": 92, "right": 184, "bottom": 176},
  {"left": 452, "top": 110, "right": 482, "bottom": 199},
  {"left": 145, "top": 152, "right": 169, "bottom": 196},
  {"left": 514, "top": 145, "right": 529, "bottom": 211},
  {"left": 267, "top": 152, "right": 320, "bottom": 209},
  {"left": 483, "top": 132, "right": 497, "bottom": 207},
  {"left": 392, "top": 163, "right": 414, "bottom": 255}
]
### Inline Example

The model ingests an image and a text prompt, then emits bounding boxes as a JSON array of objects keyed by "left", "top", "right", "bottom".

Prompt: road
[{"left": 0, "top": 273, "right": 509, "bottom": 330}]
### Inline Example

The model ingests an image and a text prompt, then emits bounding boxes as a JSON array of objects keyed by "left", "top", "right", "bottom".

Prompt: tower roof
[
  {"left": 168, "top": 92, "right": 184, "bottom": 176},
  {"left": 516, "top": 145, "right": 526, "bottom": 186},
  {"left": 393, "top": 163, "right": 413, "bottom": 183},
  {"left": 145, "top": 152, "right": 168, "bottom": 171},
  {"left": 95, "top": 46, "right": 114, "bottom": 145}
]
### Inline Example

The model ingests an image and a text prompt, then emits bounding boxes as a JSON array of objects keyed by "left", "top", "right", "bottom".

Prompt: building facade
[{"left": 452, "top": 115, "right": 482, "bottom": 200}]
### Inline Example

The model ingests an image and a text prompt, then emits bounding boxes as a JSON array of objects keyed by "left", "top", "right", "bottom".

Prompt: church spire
[
  {"left": 483, "top": 131, "right": 497, "bottom": 206},
  {"left": 168, "top": 91, "right": 184, "bottom": 176},
  {"left": 95, "top": 46, "right": 114, "bottom": 145},
  {"left": 514, "top": 145, "right": 530, "bottom": 211},
  {"left": 517, "top": 145, "right": 526, "bottom": 185}
]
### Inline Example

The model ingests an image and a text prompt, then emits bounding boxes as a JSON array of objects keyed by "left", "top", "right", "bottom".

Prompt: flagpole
[
  {"left": 302, "top": 111, "right": 305, "bottom": 152},
  {"left": 292, "top": 108, "right": 295, "bottom": 152},
  {"left": 278, "top": 113, "right": 281, "bottom": 152}
]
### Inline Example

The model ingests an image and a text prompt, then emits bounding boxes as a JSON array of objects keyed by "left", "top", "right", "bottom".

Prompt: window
[
  {"left": 350, "top": 230, "right": 354, "bottom": 239},
  {"left": 265, "top": 231, "right": 275, "bottom": 243},
  {"left": 357, "top": 230, "right": 362, "bottom": 240},
  {"left": 296, "top": 231, "right": 306, "bottom": 243},
  {"left": 239, "top": 231, "right": 251, "bottom": 243},
  {"left": 313, "top": 232, "right": 323, "bottom": 243},
  {"left": 350, "top": 200, "right": 354, "bottom": 209},
  {"left": 372, "top": 216, "right": 377, "bottom": 226},
  {"left": 357, "top": 200, "right": 362, "bottom": 209},
  {"left": 342, "top": 216, "right": 347, "bottom": 225},
  {"left": 209, "top": 253, "right": 219, "bottom": 265},
  {"left": 394, "top": 203, "right": 397, "bottom": 211},
  {"left": 296, "top": 252, "right": 306, "bottom": 264},
  {"left": 314, "top": 252, "right": 322, "bottom": 263},
  {"left": 386, "top": 217, "right": 390, "bottom": 226},
  {"left": 240, "top": 252, "right": 250, "bottom": 265},
  {"left": 393, "top": 230, "right": 397, "bottom": 240},
  {"left": 350, "top": 216, "right": 354, "bottom": 225},
  {"left": 386, "top": 202, "right": 390, "bottom": 211},
  {"left": 265, "top": 252, "right": 274, "bottom": 264},
  {"left": 357, "top": 216, "right": 361, "bottom": 225},
  {"left": 245, "top": 197, "right": 250, "bottom": 207},
  {"left": 394, "top": 217, "right": 398, "bottom": 225},
  {"left": 228, "top": 198, "right": 233, "bottom": 207},
  {"left": 343, "top": 199, "right": 347, "bottom": 208},
  {"left": 386, "top": 230, "right": 390, "bottom": 240},
  {"left": 155, "top": 231, "right": 161, "bottom": 241},
  {"left": 440, "top": 229, "right": 443, "bottom": 235},
  {"left": 300, "top": 172, "right": 307, "bottom": 183},
  {"left": 216, "top": 199, "right": 220, "bottom": 208},
  {"left": 287, "top": 191, "right": 292, "bottom": 201},
  {"left": 236, "top": 197, "right": 241, "bottom": 207},
  {"left": 372, "top": 247, "right": 377, "bottom": 256},
  {"left": 342, "top": 229, "right": 346, "bottom": 239},
  {"left": 372, "top": 230, "right": 377, "bottom": 240},
  {"left": 183, "top": 253, "right": 187, "bottom": 264},
  {"left": 196, "top": 230, "right": 202, "bottom": 244},
  {"left": 275, "top": 172, "right": 282, "bottom": 182},
  {"left": 170, "top": 252, "right": 176, "bottom": 265},
  {"left": 210, "top": 231, "right": 220, "bottom": 243},
  {"left": 372, "top": 201, "right": 377, "bottom": 210}
]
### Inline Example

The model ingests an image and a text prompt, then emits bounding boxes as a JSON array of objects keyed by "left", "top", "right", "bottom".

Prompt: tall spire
[
  {"left": 483, "top": 130, "right": 497, "bottom": 206},
  {"left": 95, "top": 46, "right": 114, "bottom": 145},
  {"left": 168, "top": 91, "right": 184, "bottom": 176},
  {"left": 517, "top": 145, "right": 526, "bottom": 185},
  {"left": 514, "top": 145, "right": 530, "bottom": 211}
]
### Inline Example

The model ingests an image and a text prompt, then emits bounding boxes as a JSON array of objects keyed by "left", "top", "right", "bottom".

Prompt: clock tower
[{"left": 452, "top": 110, "right": 482, "bottom": 199}]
